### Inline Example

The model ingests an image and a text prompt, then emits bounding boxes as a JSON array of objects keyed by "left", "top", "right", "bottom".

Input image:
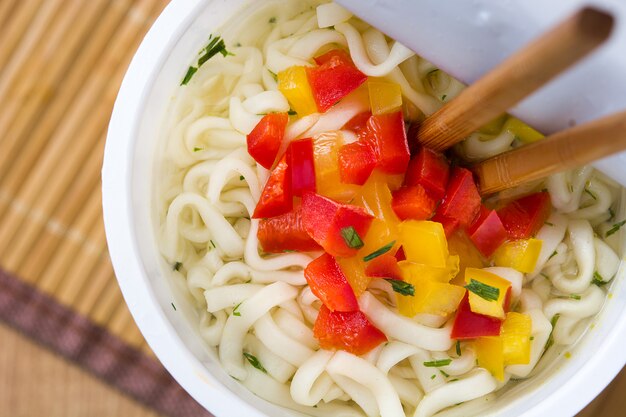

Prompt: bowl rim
[{"left": 102, "top": 1, "right": 626, "bottom": 417}]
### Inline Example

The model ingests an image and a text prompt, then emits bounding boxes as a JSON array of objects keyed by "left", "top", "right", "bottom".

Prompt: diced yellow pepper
[
  {"left": 399, "top": 261, "right": 451, "bottom": 283},
  {"left": 493, "top": 238, "right": 542, "bottom": 273},
  {"left": 399, "top": 221, "right": 449, "bottom": 268},
  {"left": 504, "top": 117, "right": 544, "bottom": 144},
  {"left": 277, "top": 66, "right": 318, "bottom": 116},
  {"left": 474, "top": 336, "right": 505, "bottom": 381},
  {"left": 448, "top": 232, "right": 485, "bottom": 286},
  {"left": 313, "top": 132, "right": 359, "bottom": 202},
  {"left": 502, "top": 312, "right": 532, "bottom": 365},
  {"left": 465, "top": 268, "right": 511, "bottom": 319},
  {"left": 396, "top": 265, "right": 466, "bottom": 317},
  {"left": 336, "top": 256, "right": 370, "bottom": 296},
  {"left": 368, "top": 78, "right": 403, "bottom": 115}
]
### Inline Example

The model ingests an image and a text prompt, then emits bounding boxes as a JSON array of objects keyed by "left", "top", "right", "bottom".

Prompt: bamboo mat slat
[{"left": 0, "top": 0, "right": 624, "bottom": 416}]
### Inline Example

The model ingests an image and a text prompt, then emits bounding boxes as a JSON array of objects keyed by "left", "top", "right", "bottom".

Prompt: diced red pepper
[
  {"left": 391, "top": 185, "right": 436, "bottom": 221},
  {"left": 363, "top": 111, "right": 410, "bottom": 174},
  {"left": 287, "top": 138, "right": 316, "bottom": 197},
  {"left": 246, "top": 113, "right": 288, "bottom": 169},
  {"left": 301, "top": 192, "right": 374, "bottom": 257},
  {"left": 252, "top": 154, "right": 292, "bottom": 218},
  {"left": 404, "top": 147, "right": 450, "bottom": 200},
  {"left": 451, "top": 293, "right": 502, "bottom": 339},
  {"left": 307, "top": 49, "right": 368, "bottom": 112},
  {"left": 313, "top": 304, "right": 387, "bottom": 355},
  {"left": 431, "top": 212, "right": 460, "bottom": 237},
  {"left": 338, "top": 141, "right": 376, "bottom": 185},
  {"left": 257, "top": 207, "right": 322, "bottom": 253},
  {"left": 438, "top": 167, "right": 481, "bottom": 228},
  {"left": 344, "top": 111, "right": 372, "bottom": 138},
  {"left": 305, "top": 253, "right": 358, "bottom": 312},
  {"left": 467, "top": 206, "right": 508, "bottom": 258},
  {"left": 497, "top": 192, "right": 551, "bottom": 239},
  {"left": 364, "top": 254, "right": 403, "bottom": 280},
  {"left": 395, "top": 246, "right": 406, "bottom": 261}
]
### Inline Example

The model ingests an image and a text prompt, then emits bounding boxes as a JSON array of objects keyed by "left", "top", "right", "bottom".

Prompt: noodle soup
[{"left": 155, "top": 1, "right": 624, "bottom": 416}]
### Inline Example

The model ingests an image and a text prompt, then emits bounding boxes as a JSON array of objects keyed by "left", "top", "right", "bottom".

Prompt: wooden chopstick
[
  {"left": 411, "top": 7, "right": 614, "bottom": 151},
  {"left": 473, "top": 110, "right": 626, "bottom": 195}
]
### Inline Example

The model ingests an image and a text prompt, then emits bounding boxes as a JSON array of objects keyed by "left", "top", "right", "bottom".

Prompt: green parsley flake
[
  {"left": 549, "top": 250, "right": 558, "bottom": 260},
  {"left": 584, "top": 188, "right": 597, "bottom": 200},
  {"left": 544, "top": 221, "right": 554, "bottom": 226},
  {"left": 609, "top": 208, "right": 615, "bottom": 221},
  {"left": 431, "top": 374, "right": 436, "bottom": 380},
  {"left": 268, "top": 70, "right": 278, "bottom": 81},
  {"left": 193, "top": 147, "right": 203, "bottom": 152},
  {"left": 456, "top": 340, "right": 462, "bottom": 357},
  {"left": 423, "top": 359, "right": 452, "bottom": 367},
  {"left": 340, "top": 226, "right": 364, "bottom": 249},
  {"left": 287, "top": 109, "right": 297, "bottom": 115},
  {"left": 173, "top": 262, "right": 182, "bottom": 271},
  {"left": 530, "top": 336, "right": 535, "bottom": 341},
  {"left": 181, "top": 66, "right": 198, "bottom": 85},
  {"left": 465, "top": 279, "right": 500, "bottom": 302},
  {"left": 440, "top": 370, "right": 450, "bottom": 378},
  {"left": 181, "top": 35, "right": 232, "bottom": 85},
  {"left": 243, "top": 353, "right": 267, "bottom": 373},
  {"left": 269, "top": 17, "right": 277, "bottom": 23},
  {"left": 544, "top": 314, "right": 560, "bottom": 351},
  {"left": 233, "top": 302, "right": 242, "bottom": 317},
  {"left": 569, "top": 294, "right": 581, "bottom": 300},
  {"left": 592, "top": 271, "right": 608, "bottom": 286},
  {"left": 239, "top": 175, "right": 245, "bottom": 181},
  {"left": 363, "top": 240, "right": 396, "bottom": 262},
  {"left": 385, "top": 279, "right": 415, "bottom": 296},
  {"left": 441, "top": 94, "right": 447, "bottom": 101},
  {"left": 606, "top": 220, "right": 626, "bottom": 237},
  {"left": 171, "top": 302, "right": 177, "bottom": 311},
  {"left": 210, "top": 240, "right": 217, "bottom": 248}
]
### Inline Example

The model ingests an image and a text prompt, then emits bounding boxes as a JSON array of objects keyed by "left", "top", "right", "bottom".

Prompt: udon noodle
[{"left": 157, "top": 1, "right": 625, "bottom": 416}]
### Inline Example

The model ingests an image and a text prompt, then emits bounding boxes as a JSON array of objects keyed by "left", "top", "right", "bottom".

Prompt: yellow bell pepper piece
[
  {"left": 502, "top": 312, "right": 532, "bottom": 365},
  {"left": 368, "top": 78, "right": 403, "bottom": 115},
  {"left": 396, "top": 262, "right": 466, "bottom": 317},
  {"left": 399, "top": 221, "right": 449, "bottom": 268},
  {"left": 504, "top": 117, "right": 544, "bottom": 144},
  {"left": 465, "top": 268, "right": 511, "bottom": 319},
  {"left": 493, "top": 238, "right": 542, "bottom": 273},
  {"left": 313, "top": 132, "right": 359, "bottom": 202},
  {"left": 448, "top": 232, "right": 485, "bottom": 286},
  {"left": 278, "top": 66, "right": 318, "bottom": 116},
  {"left": 474, "top": 336, "right": 505, "bottom": 381},
  {"left": 336, "top": 256, "right": 370, "bottom": 296}
]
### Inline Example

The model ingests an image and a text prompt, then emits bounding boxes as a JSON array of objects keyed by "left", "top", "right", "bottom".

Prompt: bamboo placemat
[{"left": 0, "top": 0, "right": 624, "bottom": 416}]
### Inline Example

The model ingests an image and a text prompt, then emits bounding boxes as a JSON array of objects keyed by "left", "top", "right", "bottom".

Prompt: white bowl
[{"left": 102, "top": 1, "right": 626, "bottom": 416}]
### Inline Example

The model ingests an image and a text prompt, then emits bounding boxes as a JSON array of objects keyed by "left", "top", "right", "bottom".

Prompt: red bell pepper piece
[
  {"left": 307, "top": 49, "right": 368, "bottom": 112},
  {"left": 363, "top": 111, "right": 410, "bottom": 175},
  {"left": 451, "top": 293, "right": 502, "bottom": 339},
  {"left": 395, "top": 246, "right": 406, "bottom": 261},
  {"left": 301, "top": 192, "right": 374, "bottom": 257},
  {"left": 404, "top": 147, "right": 450, "bottom": 200},
  {"left": 431, "top": 212, "right": 460, "bottom": 237},
  {"left": 246, "top": 113, "right": 288, "bottom": 169},
  {"left": 365, "top": 254, "right": 403, "bottom": 280},
  {"left": 287, "top": 138, "right": 316, "bottom": 196},
  {"left": 467, "top": 206, "right": 508, "bottom": 258},
  {"left": 305, "top": 253, "right": 358, "bottom": 312},
  {"left": 438, "top": 167, "right": 481, "bottom": 228},
  {"left": 338, "top": 141, "right": 376, "bottom": 185},
  {"left": 497, "top": 192, "right": 551, "bottom": 239},
  {"left": 252, "top": 154, "right": 292, "bottom": 218},
  {"left": 257, "top": 207, "right": 322, "bottom": 253},
  {"left": 313, "top": 304, "right": 387, "bottom": 355},
  {"left": 391, "top": 185, "right": 436, "bottom": 221},
  {"left": 344, "top": 111, "right": 372, "bottom": 138}
]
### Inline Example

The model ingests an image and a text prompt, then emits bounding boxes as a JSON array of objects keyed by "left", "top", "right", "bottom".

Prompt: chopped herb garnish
[
  {"left": 530, "top": 336, "right": 535, "bottom": 341},
  {"left": 287, "top": 109, "right": 297, "bottom": 115},
  {"left": 592, "top": 271, "right": 608, "bottom": 286},
  {"left": 243, "top": 352, "right": 267, "bottom": 373},
  {"left": 441, "top": 94, "right": 447, "bottom": 101},
  {"left": 456, "top": 340, "right": 462, "bottom": 357},
  {"left": 540, "top": 273, "right": 549, "bottom": 279},
  {"left": 465, "top": 279, "right": 500, "bottom": 302},
  {"left": 584, "top": 188, "right": 597, "bottom": 200},
  {"left": 181, "top": 66, "right": 198, "bottom": 85},
  {"left": 569, "top": 294, "right": 581, "bottom": 300},
  {"left": 544, "top": 221, "right": 554, "bottom": 226},
  {"left": 173, "top": 261, "right": 182, "bottom": 271},
  {"left": 440, "top": 370, "right": 450, "bottom": 378},
  {"left": 549, "top": 250, "right": 558, "bottom": 260},
  {"left": 431, "top": 374, "right": 436, "bottom": 380},
  {"left": 233, "top": 302, "right": 242, "bottom": 317},
  {"left": 193, "top": 147, "right": 203, "bottom": 152},
  {"left": 423, "top": 359, "right": 452, "bottom": 368},
  {"left": 340, "top": 226, "right": 364, "bottom": 249},
  {"left": 385, "top": 279, "right": 415, "bottom": 296},
  {"left": 568, "top": 183, "right": 574, "bottom": 193},
  {"left": 239, "top": 175, "right": 245, "bottom": 180},
  {"left": 363, "top": 240, "right": 396, "bottom": 262},
  {"left": 450, "top": 378, "right": 459, "bottom": 382},
  {"left": 269, "top": 70, "right": 278, "bottom": 81},
  {"left": 544, "top": 314, "right": 560, "bottom": 351},
  {"left": 606, "top": 220, "right": 626, "bottom": 237},
  {"left": 609, "top": 208, "right": 615, "bottom": 221},
  {"left": 171, "top": 302, "right": 177, "bottom": 311},
  {"left": 269, "top": 16, "right": 277, "bottom": 23},
  {"left": 210, "top": 240, "right": 216, "bottom": 248}
]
